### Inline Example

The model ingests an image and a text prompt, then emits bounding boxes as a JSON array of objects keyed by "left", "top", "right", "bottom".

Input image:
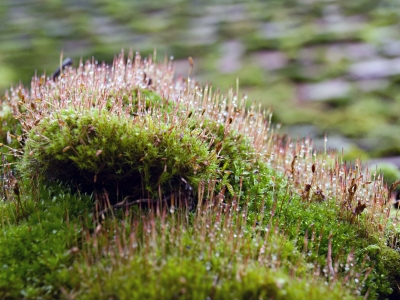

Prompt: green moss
[
  {"left": 20, "top": 108, "right": 218, "bottom": 206},
  {"left": 105, "top": 88, "right": 170, "bottom": 115},
  {"left": 0, "top": 182, "right": 92, "bottom": 299},
  {"left": 194, "top": 118, "right": 278, "bottom": 210},
  {"left": 209, "top": 65, "right": 267, "bottom": 89},
  {"left": 378, "top": 247, "right": 400, "bottom": 298},
  {"left": 69, "top": 254, "right": 356, "bottom": 300},
  {"left": 3, "top": 44, "right": 400, "bottom": 298},
  {"left": 13, "top": 99, "right": 397, "bottom": 298},
  {"left": 375, "top": 163, "right": 400, "bottom": 186},
  {"left": 57, "top": 184, "right": 357, "bottom": 300},
  {"left": 342, "top": 145, "right": 370, "bottom": 162},
  {"left": 363, "top": 244, "right": 381, "bottom": 258},
  {"left": 267, "top": 188, "right": 400, "bottom": 298}
]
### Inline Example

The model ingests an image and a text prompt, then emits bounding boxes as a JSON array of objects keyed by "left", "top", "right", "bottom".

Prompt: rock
[
  {"left": 251, "top": 51, "right": 288, "bottom": 70},
  {"left": 313, "top": 135, "right": 354, "bottom": 153},
  {"left": 325, "top": 43, "right": 377, "bottom": 63},
  {"left": 316, "top": 15, "right": 366, "bottom": 36},
  {"left": 191, "top": 15, "right": 220, "bottom": 27},
  {"left": 381, "top": 40, "right": 400, "bottom": 57},
  {"left": 204, "top": 4, "right": 247, "bottom": 22},
  {"left": 259, "top": 22, "right": 294, "bottom": 40},
  {"left": 356, "top": 79, "right": 389, "bottom": 92},
  {"left": 218, "top": 40, "right": 244, "bottom": 73},
  {"left": 284, "top": 124, "right": 319, "bottom": 139},
  {"left": 366, "top": 157, "right": 400, "bottom": 170},
  {"left": 184, "top": 25, "right": 217, "bottom": 46},
  {"left": 297, "top": 80, "right": 351, "bottom": 102}
]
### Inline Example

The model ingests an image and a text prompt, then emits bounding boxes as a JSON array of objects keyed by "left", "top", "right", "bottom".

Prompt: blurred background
[{"left": 1, "top": 0, "right": 400, "bottom": 170}]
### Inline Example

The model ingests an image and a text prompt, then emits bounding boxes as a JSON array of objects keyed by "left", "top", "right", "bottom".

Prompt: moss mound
[
  {"left": 20, "top": 108, "right": 218, "bottom": 208},
  {"left": 2, "top": 52, "right": 400, "bottom": 299}
]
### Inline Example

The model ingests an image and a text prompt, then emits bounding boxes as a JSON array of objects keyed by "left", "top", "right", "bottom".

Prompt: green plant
[
  {"left": 375, "top": 162, "right": 400, "bottom": 187},
  {"left": 1, "top": 51, "right": 400, "bottom": 299},
  {"left": 20, "top": 108, "right": 218, "bottom": 208},
  {"left": 0, "top": 104, "right": 22, "bottom": 164},
  {"left": 0, "top": 181, "right": 92, "bottom": 299}
]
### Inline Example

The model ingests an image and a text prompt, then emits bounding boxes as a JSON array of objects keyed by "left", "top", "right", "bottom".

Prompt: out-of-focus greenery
[{"left": 2, "top": 0, "right": 400, "bottom": 158}]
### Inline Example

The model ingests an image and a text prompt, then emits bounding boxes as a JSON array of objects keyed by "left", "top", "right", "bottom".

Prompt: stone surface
[
  {"left": 297, "top": 80, "right": 351, "bottom": 102},
  {"left": 252, "top": 51, "right": 288, "bottom": 71},
  {"left": 326, "top": 43, "right": 377, "bottom": 62},
  {"left": 218, "top": 40, "right": 245, "bottom": 73},
  {"left": 349, "top": 58, "right": 400, "bottom": 79},
  {"left": 313, "top": 135, "right": 354, "bottom": 153},
  {"left": 366, "top": 157, "right": 400, "bottom": 169},
  {"left": 355, "top": 79, "right": 389, "bottom": 92}
]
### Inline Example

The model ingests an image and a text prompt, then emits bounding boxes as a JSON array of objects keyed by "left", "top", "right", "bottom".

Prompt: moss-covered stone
[
  {"left": 20, "top": 108, "right": 218, "bottom": 208},
  {"left": 2, "top": 51, "right": 400, "bottom": 299}
]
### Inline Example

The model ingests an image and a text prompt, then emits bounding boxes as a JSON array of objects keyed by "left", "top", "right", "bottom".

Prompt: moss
[
  {"left": 2, "top": 50, "right": 400, "bottom": 299},
  {"left": 105, "top": 88, "right": 171, "bottom": 115},
  {"left": 267, "top": 188, "right": 400, "bottom": 298},
  {"left": 0, "top": 181, "right": 92, "bottom": 299},
  {"left": 205, "top": 65, "right": 268, "bottom": 90},
  {"left": 0, "top": 104, "right": 22, "bottom": 163},
  {"left": 200, "top": 120, "right": 263, "bottom": 191},
  {"left": 70, "top": 255, "right": 356, "bottom": 300},
  {"left": 20, "top": 108, "right": 218, "bottom": 207},
  {"left": 363, "top": 244, "right": 381, "bottom": 258},
  {"left": 342, "top": 145, "right": 370, "bottom": 162},
  {"left": 379, "top": 246, "right": 400, "bottom": 299},
  {"left": 375, "top": 163, "right": 400, "bottom": 186},
  {"left": 57, "top": 181, "right": 357, "bottom": 300}
]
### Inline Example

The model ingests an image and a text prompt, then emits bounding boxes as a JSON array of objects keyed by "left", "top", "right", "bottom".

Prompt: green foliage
[
  {"left": 47, "top": 166, "right": 389, "bottom": 299},
  {"left": 105, "top": 88, "right": 171, "bottom": 115},
  {"left": 20, "top": 108, "right": 218, "bottom": 204},
  {"left": 375, "top": 163, "right": 400, "bottom": 186},
  {"left": 0, "top": 104, "right": 22, "bottom": 163},
  {"left": 199, "top": 119, "right": 274, "bottom": 202},
  {"left": 2, "top": 50, "right": 400, "bottom": 299},
  {"left": 268, "top": 189, "right": 400, "bottom": 299},
  {"left": 55, "top": 185, "right": 357, "bottom": 300},
  {"left": 0, "top": 181, "right": 92, "bottom": 299},
  {"left": 6, "top": 102, "right": 399, "bottom": 298},
  {"left": 369, "top": 245, "right": 400, "bottom": 298},
  {"left": 69, "top": 246, "right": 355, "bottom": 300}
]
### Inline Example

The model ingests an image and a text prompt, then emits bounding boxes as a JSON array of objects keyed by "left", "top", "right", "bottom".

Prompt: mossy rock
[
  {"left": 20, "top": 108, "right": 218, "bottom": 208},
  {"left": 20, "top": 105, "right": 271, "bottom": 210}
]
